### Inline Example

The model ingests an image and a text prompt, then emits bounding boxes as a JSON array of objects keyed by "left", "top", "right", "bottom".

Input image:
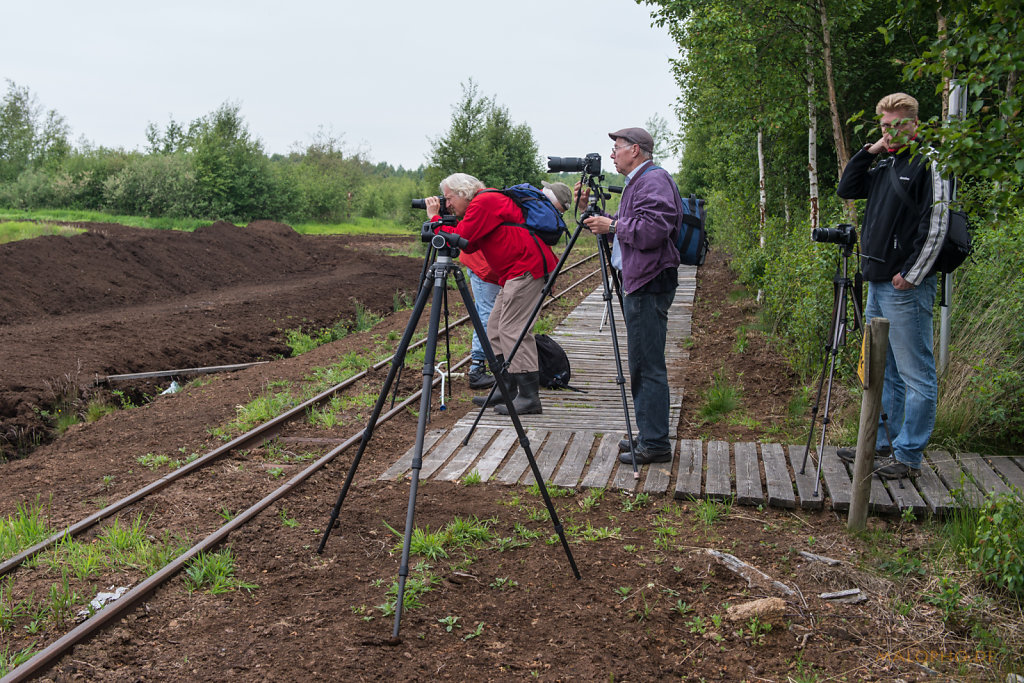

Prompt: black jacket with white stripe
[{"left": 837, "top": 144, "right": 949, "bottom": 285}]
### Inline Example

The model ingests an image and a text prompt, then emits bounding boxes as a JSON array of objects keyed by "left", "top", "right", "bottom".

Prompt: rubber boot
[
  {"left": 495, "top": 371, "right": 542, "bottom": 416},
  {"left": 473, "top": 356, "right": 513, "bottom": 407}
]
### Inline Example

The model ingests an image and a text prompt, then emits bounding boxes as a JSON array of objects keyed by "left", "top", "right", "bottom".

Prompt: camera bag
[
  {"left": 485, "top": 184, "right": 569, "bottom": 246},
  {"left": 887, "top": 164, "right": 972, "bottom": 273},
  {"left": 535, "top": 334, "right": 582, "bottom": 391}
]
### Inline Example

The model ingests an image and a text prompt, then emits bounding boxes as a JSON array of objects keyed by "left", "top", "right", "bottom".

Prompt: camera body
[
  {"left": 811, "top": 223, "right": 857, "bottom": 247},
  {"left": 547, "top": 153, "right": 601, "bottom": 176}
]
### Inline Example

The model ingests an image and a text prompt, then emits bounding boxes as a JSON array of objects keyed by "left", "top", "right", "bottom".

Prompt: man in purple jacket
[{"left": 578, "top": 127, "right": 682, "bottom": 464}]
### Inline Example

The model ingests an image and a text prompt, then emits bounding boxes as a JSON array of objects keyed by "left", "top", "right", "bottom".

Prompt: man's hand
[
  {"left": 573, "top": 181, "right": 590, "bottom": 207},
  {"left": 583, "top": 215, "right": 613, "bottom": 235},
  {"left": 892, "top": 272, "right": 914, "bottom": 290},
  {"left": 424, "top": 196, "right": 441, "bottom": 216},
  {"left": 867, "top": 137, "right": 887, "bottom": 155}
]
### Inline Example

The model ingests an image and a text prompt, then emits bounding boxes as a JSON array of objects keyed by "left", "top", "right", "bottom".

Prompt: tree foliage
[
  {"left": 426, "top": 79, "right": 544, "bottom": 190},
  {"left": 0, "top": 80, "right": 70, "bottom": 183}
]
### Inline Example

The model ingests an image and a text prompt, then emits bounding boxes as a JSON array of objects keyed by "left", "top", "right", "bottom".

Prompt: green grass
[
  {"left": 0, "top": 221, "right": 84, "bottom": 243},
  {"left": 699, "top": 370, "right": 741, "bottom": 422},
  {"left": 1, "top": 499, "right": 54, "bottom": 561},
  {"left": 183, "top": 548, "right": 258, "bottom": 594},
  {"left": 0, "top": 208, "right": 214, "bottom": 232}
]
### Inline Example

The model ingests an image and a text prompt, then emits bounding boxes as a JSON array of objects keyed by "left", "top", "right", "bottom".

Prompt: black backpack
[{"left": 535, "top": 334, "right": 575, "bottom": 390}]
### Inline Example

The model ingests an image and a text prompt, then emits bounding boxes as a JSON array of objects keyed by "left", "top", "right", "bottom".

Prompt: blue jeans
[
  {"left": 469, "top": 272, "right": 500, "bottom": 367},
  {"left": 622, "top": 284, "right": 676, "bottom": 452},
  {"left": 864, "top": 276, "right": 938, "bottom": 469}
]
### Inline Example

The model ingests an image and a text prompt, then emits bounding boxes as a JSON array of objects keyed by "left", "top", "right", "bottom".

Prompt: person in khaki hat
[
  {"left": 541, "top": 181, "right": 572, "bottom": 213},
  {"left": 575, "top": 126, "right": 682, "bottom": 465}
]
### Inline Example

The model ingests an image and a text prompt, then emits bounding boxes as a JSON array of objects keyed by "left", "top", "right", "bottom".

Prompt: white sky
[{"left": 2, "top": 0, "right": 682, "bottom": 172}]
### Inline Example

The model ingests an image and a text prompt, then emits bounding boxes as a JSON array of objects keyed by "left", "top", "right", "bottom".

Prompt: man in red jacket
[{"left": 423, "top": 173, "right": 558, "bottom": 415}]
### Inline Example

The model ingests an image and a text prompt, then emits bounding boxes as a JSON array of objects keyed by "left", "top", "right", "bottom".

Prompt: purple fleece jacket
[{"left": 613, "top": 160, "right": 681, "bottom": 293}]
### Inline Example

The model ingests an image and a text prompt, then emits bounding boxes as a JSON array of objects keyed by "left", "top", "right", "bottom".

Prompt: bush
[
  {"left": 970, "top": 493, "right": 1024, "bottom": 596},
  {"left": 102, "top": 153, "right": 198, "bottom": 218}
]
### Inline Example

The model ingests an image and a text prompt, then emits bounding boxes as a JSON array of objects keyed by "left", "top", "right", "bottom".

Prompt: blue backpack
[
  {"left": 486, "top": 184, "right": 568, "bottom": 246},
  {"left": 677, "top": 194, "right": 709, "bottom": 266},
  {"left": 635, "top": 165, "right": 709, "bottom": 266}
]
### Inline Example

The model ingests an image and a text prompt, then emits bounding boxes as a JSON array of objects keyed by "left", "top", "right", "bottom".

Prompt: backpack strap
[{"left": 478, "top": 189, "right": 554, "bottom": 285}]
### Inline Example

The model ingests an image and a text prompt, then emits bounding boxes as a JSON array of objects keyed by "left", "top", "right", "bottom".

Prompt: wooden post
[{"left": 848, "top": 317, "right": 889, "bottom": 531}]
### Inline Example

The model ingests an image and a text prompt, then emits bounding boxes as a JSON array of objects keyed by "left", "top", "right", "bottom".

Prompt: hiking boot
[
  {"left": 618, "top": 437, "right": 638, "bottom": 453},
  {"left": 495, "top": 371, "right": 542, "bottom": 416},
  {"left": 876, "top": 460, "right": 921, "bottom": 480},
  {"left": 618, "top": 443, "right": 672, "bottom": 465},
  {"left": 468, "top": 365, "right": 495, "bottom": 390},
  {"left": 836, "top": 445, "right": 891, "bottom": 464}
]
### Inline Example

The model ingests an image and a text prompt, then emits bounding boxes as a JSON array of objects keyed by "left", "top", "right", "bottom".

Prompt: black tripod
[
  {"left": 316, "top": 229, "right": 580, "bottom": 640},
  {"left": 799, "top": 228, "right": 865, "bottom": 496},
  {"left": 461, "top": 171, "right": 641, "bottom": 477}
]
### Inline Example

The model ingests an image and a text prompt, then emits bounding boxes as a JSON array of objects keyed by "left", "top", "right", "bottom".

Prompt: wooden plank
[
  {"left": 868, "top": 469, "right": 897, "bottom": 514},
  {"left": 913, "top": 456, "right": 956, "bottom": 516},
  {"left": 379, "top": 429, "right": 445, "bottom": 480},
  {"left": 761, "top": 443, "right": 795, "bottom": 509},
  {"left": 642, "top": 439, "right": 676, "bottom": 494},
  {"left": 418, "top": 426, "right": 471, "bottom": 479},
  {"left": 611, "top": 459, "right": 639, "bottom": 491},
  {"left": 883, "top": 472, "right": 928, "bottom": 516},
  {"left": 435, "top": 427, "right": 497, "bottom": 481},
  {"left": 581, "top": 433, "right": 621, "bottom": 489},
  {"left": 986, "top": 455, "right": 1024, "bottom": 498},
  {"left": 734, "top": 442, "right": 763, "bottom": 506},
  {"left": 787, "top": 445, "right": 823, "bottom": 510},
  {"left": 474, "top": 430, "right": 520, "bottom": 482},
  {"left": 674, "top": 439, "right": 703, "bottom": 501},
  {"left": 705, "top": 441, "right": 731, "bottom": 501},
  {"left": 928, "top": 450, "right": 985, "bottom": 507},
  {"left": 819, "top": 445, "right": 851, "bottom": 511},
  {"left": 551, "top": 431, "right": 595, "bottom": 487},
  {"left": 497, "top": 430, "right": 548, "bottom": 484},
  {"left": 523, "top": 430, "right": 572, "bottom": 486},
  {"left": 959, "top": 452, "right": 1013, "bottom": 497}
]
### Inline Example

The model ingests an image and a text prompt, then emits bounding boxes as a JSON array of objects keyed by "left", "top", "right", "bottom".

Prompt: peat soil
[{"left": 0, "top": 227, "right": 1002, "bottom": 681}]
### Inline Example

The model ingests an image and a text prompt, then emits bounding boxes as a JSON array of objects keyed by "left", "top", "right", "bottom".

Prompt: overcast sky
[{"left": 3, "top": 0, "right": 682, "bottom": 172}]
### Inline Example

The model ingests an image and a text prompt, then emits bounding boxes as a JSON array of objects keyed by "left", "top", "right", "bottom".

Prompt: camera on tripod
[
  {"left": 547, "top": 153, "right": 601, "bottom": 176},
  {"left": 411, "top": 195, "right": 447, "bottom": 212},
  {"left": 811, "top": 223, "right": 857, "bottom": 246}
]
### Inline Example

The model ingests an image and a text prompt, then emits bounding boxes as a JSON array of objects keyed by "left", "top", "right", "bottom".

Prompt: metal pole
[{"left": 939, "top": 81, "right": 966, "bottom": 375}]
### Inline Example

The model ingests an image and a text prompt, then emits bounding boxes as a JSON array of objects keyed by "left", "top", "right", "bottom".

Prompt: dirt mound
[{"left": 0, "top": 221, "right": 421, "bottom": 459}]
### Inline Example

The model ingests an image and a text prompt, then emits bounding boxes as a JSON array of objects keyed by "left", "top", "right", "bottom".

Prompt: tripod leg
[
  {"left": 799, "top": 347, "right": 831, "bottom": 475},
  {"left": 453, "top": 269, "right": 581, "bottom": 580},
  {"left": 462, "top": 224, "right": 589, "bottom": 445},
  {"left": 596, "top": 237, "right": 639, "bottom": 478},
  {"left": 392, "top": 269, "right": 449, "bottom": 639},
  {"left": 316, "top": 270, "right": 434, "bottom": 555}
]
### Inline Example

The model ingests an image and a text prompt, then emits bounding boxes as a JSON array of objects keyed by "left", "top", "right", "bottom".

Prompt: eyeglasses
[
  {"left": 880, "top": 118, "right": 913, "bottom": 132},
  {"left": 611, "top": 143, "right": 635, "bottom": 154}
]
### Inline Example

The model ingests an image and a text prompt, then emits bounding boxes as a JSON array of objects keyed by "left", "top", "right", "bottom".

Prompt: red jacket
[
  {"left": 459, "top": 249, "right": 499, "bottom": 285},
  {"left": 435, "top": 190, "right": 557, "bottom": 286}
]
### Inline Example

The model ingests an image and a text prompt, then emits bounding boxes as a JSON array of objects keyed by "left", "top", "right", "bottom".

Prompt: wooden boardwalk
[{"left": 379, "top": 266, "right": 1024, "bottom": 515}]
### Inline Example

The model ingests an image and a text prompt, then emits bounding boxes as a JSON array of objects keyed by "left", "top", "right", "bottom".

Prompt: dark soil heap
[{"left": 0, "top": 221, "right": 420, "bottom": 459}]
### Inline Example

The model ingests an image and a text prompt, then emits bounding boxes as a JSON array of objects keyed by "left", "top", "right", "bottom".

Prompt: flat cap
[{"left": 608, "top": 127, "right": 654, "bottom": 153}]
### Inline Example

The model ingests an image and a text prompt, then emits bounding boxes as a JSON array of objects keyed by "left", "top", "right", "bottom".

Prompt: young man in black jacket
[{"left": 836, "top": 92, "right": 950, "bottom": 479}]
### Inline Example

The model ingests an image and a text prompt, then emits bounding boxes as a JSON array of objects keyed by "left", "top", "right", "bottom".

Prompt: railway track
[{"left": 0, "top": 254, "right": 599, "bottom": 682}]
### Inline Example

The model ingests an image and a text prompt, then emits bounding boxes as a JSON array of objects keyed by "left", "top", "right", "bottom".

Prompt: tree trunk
[
  {"left": 807, "top": 42, "right": 820, "bottom": 233},
  {"left": 818, "top": 0, "right": 857, "bottom": 225}
]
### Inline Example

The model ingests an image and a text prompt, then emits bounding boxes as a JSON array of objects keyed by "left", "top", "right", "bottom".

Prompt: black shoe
[
  {"left": 837, "top": 445, "right": 891, "bottom": 464},
  {"left": 468, "top": 365, "right": 495, "bottom": 390},
  {"left": 618, "top": 444, "right": 671, "bottom": 465},
  {"left": 618, "top": 437, "right": 638, "bottom": 453},
  {"left": 876, "top": 460, "right": 921, "bottom": 480}
]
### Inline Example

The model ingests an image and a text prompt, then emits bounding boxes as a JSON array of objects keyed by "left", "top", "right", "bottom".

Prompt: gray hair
[{"left": 440, "top": 173, "right": 485, "bottom": 199}]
